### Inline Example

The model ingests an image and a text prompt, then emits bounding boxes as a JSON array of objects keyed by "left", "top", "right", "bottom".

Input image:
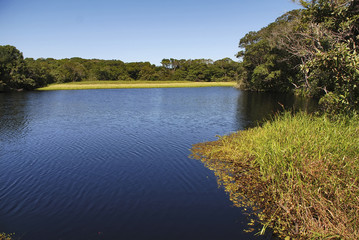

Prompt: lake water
[{"left": 0, "top": 87, "right": 315, "bottom": 240}]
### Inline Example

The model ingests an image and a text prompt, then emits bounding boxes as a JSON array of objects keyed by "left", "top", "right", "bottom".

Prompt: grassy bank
[
  {"left": 191, "top": 112, "right": 359, "bottom": 239},
  {"left": 36, "top": 81, "right": 237, "bottom": 91}
]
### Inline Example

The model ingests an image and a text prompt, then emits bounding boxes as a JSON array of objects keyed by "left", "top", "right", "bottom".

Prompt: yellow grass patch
[{"left": 37, "top": 81, "right": 237, "bottom": 91}]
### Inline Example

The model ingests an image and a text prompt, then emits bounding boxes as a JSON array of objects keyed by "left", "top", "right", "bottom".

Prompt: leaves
[
  {"left": 237, "top": 0, "right": 359, "bottom": 113},
  {"left": 0, "top": 45, "right": 35, "bottom": 91}
]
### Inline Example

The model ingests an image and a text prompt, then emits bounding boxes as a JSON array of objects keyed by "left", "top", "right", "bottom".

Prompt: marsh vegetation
[{"left": 191, "top": 112, "right": 359, "bottom": 239}]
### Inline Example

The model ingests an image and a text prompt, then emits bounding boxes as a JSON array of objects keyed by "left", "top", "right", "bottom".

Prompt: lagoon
[{"left": 0, "top": 87, "right": 314, "bottom": 240}]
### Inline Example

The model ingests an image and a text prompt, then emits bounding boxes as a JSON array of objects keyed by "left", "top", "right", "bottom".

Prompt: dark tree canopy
[
  {"left": 0, "top": 49, "right": 240, "bottom": 92},
  {"left": 0, "top": 45, "right": 35, "bottom": 91},
  {"left": 237, "top": 0, "right": 359, "bottom": 112}
]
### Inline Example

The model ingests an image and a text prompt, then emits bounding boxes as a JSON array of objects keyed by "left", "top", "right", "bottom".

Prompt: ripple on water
[{"left": 0, "top": 88, "right": 308, "bottom": 240}]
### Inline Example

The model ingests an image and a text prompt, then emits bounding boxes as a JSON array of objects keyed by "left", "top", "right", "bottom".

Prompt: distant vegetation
[{"left": 0, "top": 46, "right": 240, "bottom": 92}]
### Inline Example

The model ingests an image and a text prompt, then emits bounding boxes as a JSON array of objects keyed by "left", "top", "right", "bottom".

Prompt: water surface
[{"left": 0, "top": 87, "right": 315, "bottom": 240}]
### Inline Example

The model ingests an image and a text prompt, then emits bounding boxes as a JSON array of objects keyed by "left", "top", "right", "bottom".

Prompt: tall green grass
[{"left": 191, "top": 112, "right": 359, "bottom": 239}]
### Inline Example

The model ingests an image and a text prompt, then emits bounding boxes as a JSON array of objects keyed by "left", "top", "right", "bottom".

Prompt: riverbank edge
[
  {"left": 190, "top": 112, "right": 359, "bottom": 239},
  {"left": 36, "top": 81, "right": 237, "bottom": 91}
]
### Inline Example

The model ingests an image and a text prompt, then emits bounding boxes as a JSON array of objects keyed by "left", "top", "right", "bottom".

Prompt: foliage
[
  {"left": 310, "top": 42, "right": 359, "bottom": 112},
  {"left": 191, "top": 112, "right": 359, "bottom": 239},
  {"left": 161, "top": 58, "right": 240, "bottom": 82},
  {"left": 237, "top": 0, "right": 359, "bottom": 112},
  {"left": 285, "top": 0, "right": 359, "bottom": 112},
  {"left": 25, "top": 58, "right": 55, "bottom": 88},
  {"left": 0, "top": 45, "right": 241, "bottom": 92},
  {"left": 237, "top": 11, "right": 302, "bottom": 92},
  {"left": 42, "top": 57, "right": 239, "bottom": 83},
  {"left": 0, "top": 45, "right": 35, "bottom": 91}
]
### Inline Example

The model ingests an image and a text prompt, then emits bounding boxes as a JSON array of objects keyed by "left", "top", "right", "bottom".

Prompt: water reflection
[
  {"left": 0, "top": 93, "right": 30, "bottom": 143},
  {"left": 235, "top": 91, "right": 318, "bottom": 129}
]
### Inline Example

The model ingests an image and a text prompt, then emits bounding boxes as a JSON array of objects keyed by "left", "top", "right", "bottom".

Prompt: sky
[{"left": 0, "top": 0, "right": 300, "bottom": 65}]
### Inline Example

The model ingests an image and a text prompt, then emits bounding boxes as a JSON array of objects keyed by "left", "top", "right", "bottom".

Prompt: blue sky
[{"left": 0, "top": 0, "right": 299, "bottom": 65}]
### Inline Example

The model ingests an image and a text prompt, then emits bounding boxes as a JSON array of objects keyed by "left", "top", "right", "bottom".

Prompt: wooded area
[
  {"left": 238, "top": 0, "right": 359, "bottom": 112},
  {"left": 0, "top": 48, "right": 240, "bottom": 92}
]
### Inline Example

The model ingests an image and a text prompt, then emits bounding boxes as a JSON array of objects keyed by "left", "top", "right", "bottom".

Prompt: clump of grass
[{"left": 191, "top": 112, "right": 359, "bottom": 239}]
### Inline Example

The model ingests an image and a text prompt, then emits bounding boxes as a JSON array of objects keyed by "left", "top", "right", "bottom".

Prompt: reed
[
  {"left": 191, "top": 112, "right": 359, "bottom": 239},
  {"left": 36, "top": 81, "right": 237, "bottom": 91}
]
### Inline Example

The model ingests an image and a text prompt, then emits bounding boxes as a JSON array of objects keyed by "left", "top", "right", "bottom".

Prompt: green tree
[
  {"left": 237, "top": 0, "right": 359, "bottom": 112},
  {"left": 25, "top": 58, "right": 55, "bottom": 88},
  {"left": 282, "top": 0, "right": 359, "bottom": 111},
  {"left": 161, "top": 59, "right": 171, "bottom": 69},
  {"left": 138, "top": 63, "right": 159, "bottom": 81},
  {"left": 0, "top": 45, "right": 35, "bottom": 91},
  {"left": 53, "top": 60, "right": 86, "bottom": 83},
  {"left": 237, "top": 11, "right": 302, "bottom": 91},
  {"left": 212, "top": 58, "right": 239, "bottom": 82}
]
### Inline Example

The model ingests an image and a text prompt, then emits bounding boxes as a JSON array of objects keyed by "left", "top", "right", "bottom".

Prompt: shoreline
[
  {"left": 190, "top": 112, "right": 359, "bottom": 239},
  {"left": 36, "top": 81, "right": 237, "bottom": 91}
]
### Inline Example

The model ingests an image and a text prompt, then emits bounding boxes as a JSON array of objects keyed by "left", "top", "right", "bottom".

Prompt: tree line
[
  {"left": 0, "top": 46, "right": 240, "bottom": 92},
  {"left": 237, "top": 0, "right": 359, "bottom": 112}
]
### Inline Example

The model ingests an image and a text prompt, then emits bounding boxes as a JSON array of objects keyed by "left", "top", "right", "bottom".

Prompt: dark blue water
[{"left": 0, "top": 87, "right": 315, "bottom": 240}]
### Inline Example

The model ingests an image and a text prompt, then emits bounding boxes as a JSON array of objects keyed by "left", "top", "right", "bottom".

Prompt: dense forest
[
  {"left": 0, "top": 46, "right": 240, "bottom": 91},
  {"left": 238, "top": 0, "right": 359, "bottom": 112},
  {"left": 1, "top": 0, "right": 358, "bottom": 113}
]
